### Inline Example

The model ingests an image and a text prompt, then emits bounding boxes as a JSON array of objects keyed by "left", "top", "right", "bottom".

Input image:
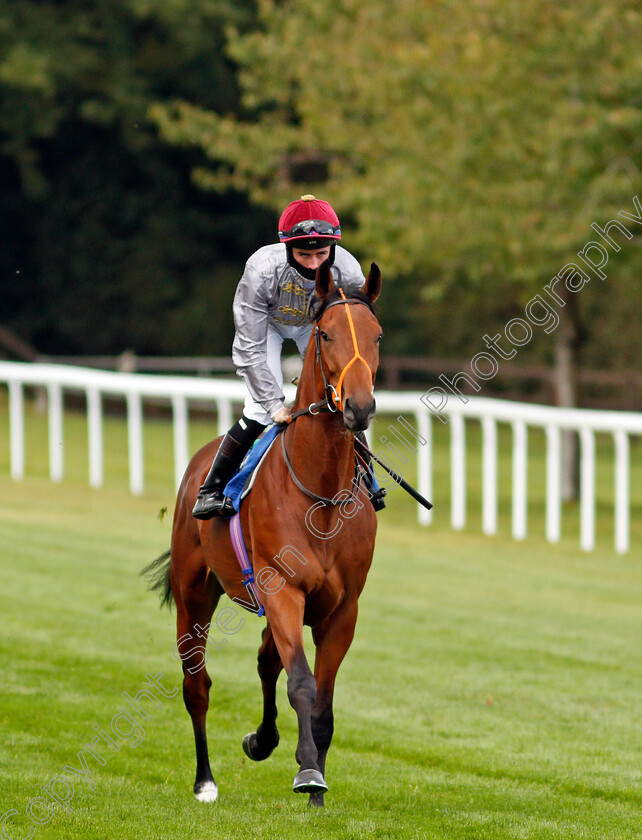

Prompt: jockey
[{"left": 192, "top": 195, "right": 386, "bottom": 519}]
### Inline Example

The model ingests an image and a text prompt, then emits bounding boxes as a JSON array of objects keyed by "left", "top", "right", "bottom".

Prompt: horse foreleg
[
  {"left": 243, "top": 622, "right": 283, "bottom": 761},
  {"left": 264, "top": 587, "right": 326, "bottom": 795},
  {"left": 174, "top": 563, "right": 223, "bottom": 802},
  {"left": 307, "top": 597, "right": 359, "bottom": 807}
]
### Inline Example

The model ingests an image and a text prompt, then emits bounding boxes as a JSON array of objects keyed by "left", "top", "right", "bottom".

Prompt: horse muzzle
[{"left": 342, "top": 396, "right": 376, "bottom": 432}]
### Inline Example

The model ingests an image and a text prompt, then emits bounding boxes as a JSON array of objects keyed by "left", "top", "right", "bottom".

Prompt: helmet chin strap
[{"left": 286, "top": 243, "right": 336, "bottom": 281}]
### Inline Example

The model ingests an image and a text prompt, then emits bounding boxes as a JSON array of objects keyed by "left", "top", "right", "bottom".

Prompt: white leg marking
[{"left": 194, "top": 781, "right": 218, "bottom": 802}]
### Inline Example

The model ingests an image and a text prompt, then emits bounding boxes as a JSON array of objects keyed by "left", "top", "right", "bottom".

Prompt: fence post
[
  {"left": 481, "top": 415, "right": 498, "bottom": 535},
  {"left": 9, "top": 380, "right": 25, "bottom": 480},
  {"left": 48, "top": 383, "right": 64, "bottom": 482},
  {"left": 512, "top": 421, "right": 528, "bottom": 540},
  {"left": 127, "top": 391, "right": 144, "bottom": 495},
  {"left": 87, "top": 388, "right": 103, "bottom": 489},
  {"left": 416, "top": 408, "right": 432, "bottom": 525},
  {"left": 614, "top": 430, "right": 629, "bottom": 555},
  {"left": 172, "top": 395, "right": 189, "bottom": 491},
  {"left": 451, "top": 412, "right": 466, "bottom": 530},
  {"left": 545, "top": 424, "right": 562, "bottom": 543},
  {"left": 217, "top": 398, "right": 233, "bottom": 437},
  {"left": 580, "top": 427, "right": 596, "bottom": 552}
]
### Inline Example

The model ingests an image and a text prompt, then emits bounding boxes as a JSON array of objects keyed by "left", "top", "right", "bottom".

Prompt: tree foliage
[
  {"left": 0, "top": 0, "right": 247, "bottom": 196},
  {"left": 153, "top": 0, "right": 642, "bottom": 291},
  {"left": 1, "top": 0, "right": 270, "bottom": 355},
  {"left": 2, "top": 0, "right": 642, "bottom": 382}
]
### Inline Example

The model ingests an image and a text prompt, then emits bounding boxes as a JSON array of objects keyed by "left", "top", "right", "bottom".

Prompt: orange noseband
[{"left": 320, "top": 289, "right": 374, "bottom": 411}]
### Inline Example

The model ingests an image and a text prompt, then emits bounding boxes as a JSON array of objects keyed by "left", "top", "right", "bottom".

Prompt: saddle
[
  {"left": 222, "top": 424, "right": 283, "bottom": 514},
  {"left": 222, "top": 424, "right": 378, "bottom": 618}
]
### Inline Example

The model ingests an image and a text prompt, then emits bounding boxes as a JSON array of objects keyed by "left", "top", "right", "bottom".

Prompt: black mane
[{"left": 313, "top": 288, "right": 376, "bottom": 322}]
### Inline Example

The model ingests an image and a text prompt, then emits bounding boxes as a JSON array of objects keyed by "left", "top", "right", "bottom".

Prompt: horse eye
[
  {"left": 320, "top": 330, "right": 331, "bottom": 342},
  {"left": 377, "top": 333, "right": 383, "bottom": 343}
]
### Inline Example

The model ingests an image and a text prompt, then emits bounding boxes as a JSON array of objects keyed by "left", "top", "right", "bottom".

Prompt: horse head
[{"left": 314, "top": 261, "right": 382, "bottom": 432}]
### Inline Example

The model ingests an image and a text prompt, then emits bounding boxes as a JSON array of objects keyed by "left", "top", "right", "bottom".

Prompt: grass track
[{"left": 0, "top": 401, "right": 641, "bottom": 839}]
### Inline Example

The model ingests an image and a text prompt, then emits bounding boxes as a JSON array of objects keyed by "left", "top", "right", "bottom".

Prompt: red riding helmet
[{"left": 278, "top": 195, "right": 341, "bottom": 249}]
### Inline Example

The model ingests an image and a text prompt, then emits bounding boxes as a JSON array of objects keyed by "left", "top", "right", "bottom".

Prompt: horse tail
[{"left": 141, "top": 549, "right": 174, "bottom": 609}]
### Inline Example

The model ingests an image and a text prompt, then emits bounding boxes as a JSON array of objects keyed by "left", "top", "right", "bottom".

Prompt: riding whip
[{"left": 354, "top": 436, "right": 433, "bottom": 511}]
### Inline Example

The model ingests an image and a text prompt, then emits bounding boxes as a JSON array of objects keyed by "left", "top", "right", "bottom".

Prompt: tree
[
  {"left": 152, "top": 0, "right": 642, "bottom": 497},
  {"left": 0, "top": 0, "right": 270, "bottom": 355}
]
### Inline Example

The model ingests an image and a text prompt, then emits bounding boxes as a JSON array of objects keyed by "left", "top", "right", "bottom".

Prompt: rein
[
  {"left": 282, "top": 290, "right": 374, "bottom": 504},
  {"left": 280, "top": 430, "right": 364, "bottom": 506},
  {"left": 280, "top": 290, "right": 434, "bottom": 511},
  {"left": 290, "top": 291, "right": 375, "bottom": 420}
]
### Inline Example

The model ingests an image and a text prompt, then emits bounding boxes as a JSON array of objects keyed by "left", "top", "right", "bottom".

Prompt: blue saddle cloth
[
  {"left": 223, "top": 425, "right": 283, "bottom": 513},
  {"left": 223, "top": 424, "right": 380, "bottom": 514}
]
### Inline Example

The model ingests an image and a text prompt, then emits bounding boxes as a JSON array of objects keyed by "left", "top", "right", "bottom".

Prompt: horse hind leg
[
  {"left": 242, "top": 623, "right": 283, "bottom": 761},
  {"left": 174, "top": 559, "right": 224, "bottom": 802}
]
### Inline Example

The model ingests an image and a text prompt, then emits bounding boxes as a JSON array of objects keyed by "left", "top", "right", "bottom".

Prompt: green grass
[{"left": 0, "top": 399, "right": 641, "bottom": 839}]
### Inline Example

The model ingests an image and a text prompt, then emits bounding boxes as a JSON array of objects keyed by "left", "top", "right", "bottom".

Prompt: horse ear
[
  {"left": 364, "top": 262, "right": 382, "bottom": 302},
  {"left": 315, "top": 259, "right": 335, "bottom": 300}
]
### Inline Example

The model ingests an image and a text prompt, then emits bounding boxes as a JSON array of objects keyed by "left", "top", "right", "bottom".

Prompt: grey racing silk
[{"left": 232, "top": 243, "right": 367, "bottom": 418}]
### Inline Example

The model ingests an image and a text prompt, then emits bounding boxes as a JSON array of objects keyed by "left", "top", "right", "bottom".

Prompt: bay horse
[{"left": 146, "top": 261, "right": 382, "bottom": 807}]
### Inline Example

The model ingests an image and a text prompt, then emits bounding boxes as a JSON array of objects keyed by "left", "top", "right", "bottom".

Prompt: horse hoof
[
  {"left": 292, "top": 769, "right": 328, "bottom": 794},
  {"left": 193, "top": 780, "right": 218, "bottom": 802},
  {"left": 242, "top": 731, "right": 278, "bottom": 761},
  {"left": 242, "top": 732, "right": 259, "bottom": 760}
]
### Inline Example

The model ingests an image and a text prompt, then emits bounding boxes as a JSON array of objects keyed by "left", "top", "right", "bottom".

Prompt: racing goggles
[{"left": 279, "top": 219, "right": 341, "bottom": 240}]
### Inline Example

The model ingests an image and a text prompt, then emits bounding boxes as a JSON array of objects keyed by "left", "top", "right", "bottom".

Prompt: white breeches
[{"left": 242, "top": 322, "right": 312, "bottom": 425}]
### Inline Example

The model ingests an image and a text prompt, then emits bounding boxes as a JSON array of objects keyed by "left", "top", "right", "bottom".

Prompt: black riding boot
[
  {"left": 192, "top": 416, "right": 266, "bottom": 520},
  {"left": 355, "top": 432, "right": 387, "bottom": 512}
]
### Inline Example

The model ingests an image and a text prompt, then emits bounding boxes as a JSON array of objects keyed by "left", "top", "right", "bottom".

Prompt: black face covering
[{"left": 286, "top": 242, "right": 336, "bottom": 281}]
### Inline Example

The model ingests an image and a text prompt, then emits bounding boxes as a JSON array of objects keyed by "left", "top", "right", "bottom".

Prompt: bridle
[
  {"left": 290, "top": 290, "right": 376, "bottom": 420},
  {"left": 277, "top": 287, "right": 433, "bottom": 513},
  {"left": 283, "top": 289, "right": 378, "bottom": 506}
]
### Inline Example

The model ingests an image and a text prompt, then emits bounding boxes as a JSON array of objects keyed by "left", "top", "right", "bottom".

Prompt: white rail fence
[{"left": 1, "top": 361, "right": 640, "bottom": 554}]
